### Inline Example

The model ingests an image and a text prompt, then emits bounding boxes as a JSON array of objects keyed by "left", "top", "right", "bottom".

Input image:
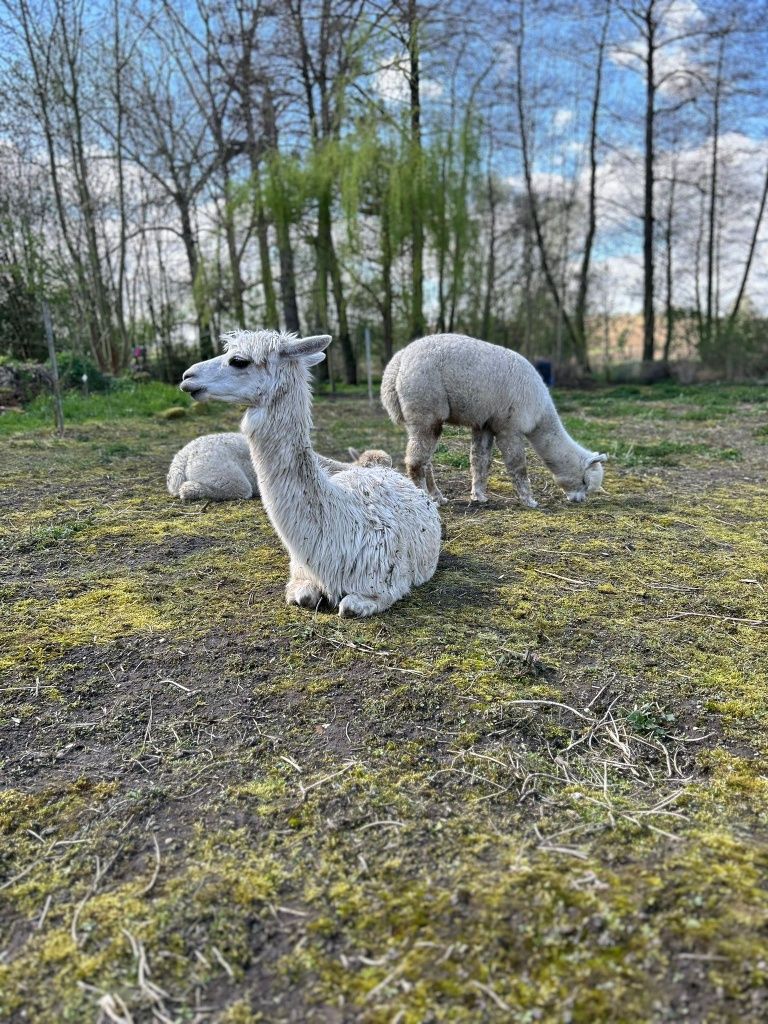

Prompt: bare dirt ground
[{"left": 1, "top": 382, "right": 767, "bottom": 1023}]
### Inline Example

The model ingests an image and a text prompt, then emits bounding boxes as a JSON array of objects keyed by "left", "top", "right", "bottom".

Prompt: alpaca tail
[
  {"left": 166, "top": 452, "right": 188, "bottom": 496},
  {"left": 380, "top": 351, "right": 404, "bottom": 425}
]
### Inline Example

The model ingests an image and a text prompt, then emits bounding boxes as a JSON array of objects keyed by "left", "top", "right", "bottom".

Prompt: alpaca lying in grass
[
  {"left": 381, "top": 333, "right": 607, "bottom": 506},
  {"left": 167, "top": 434, "right": 392, "bottom": 503},
  {"left": 179, "top": 331, "right": 441, "bottom": 616}
]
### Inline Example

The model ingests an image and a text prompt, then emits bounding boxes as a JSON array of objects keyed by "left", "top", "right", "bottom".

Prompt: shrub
[{"left": 54, "top": 351, "right": 112, "bottom": 392}]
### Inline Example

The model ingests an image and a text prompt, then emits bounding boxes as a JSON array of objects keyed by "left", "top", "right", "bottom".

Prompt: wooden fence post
[
  {"left": 364, "top": 325, "right": 373, "bottom": 408},
  {"left": 42, "top": 300, "right": 64, "bottom": 436}
]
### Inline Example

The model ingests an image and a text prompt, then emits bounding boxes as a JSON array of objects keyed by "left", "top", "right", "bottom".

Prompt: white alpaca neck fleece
[
  {"left": 240, "top": 364, "right": 341, "bottom": 568},
  {"left": 528, "top": 406, "right": 591, "bottom": 480}
]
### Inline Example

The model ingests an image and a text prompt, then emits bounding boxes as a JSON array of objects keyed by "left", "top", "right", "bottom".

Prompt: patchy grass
[
  {"left": 0, "top": 380, "right": 192, "bottom": 435},
  {"left": 1, "top": 383, "right": 767, "bottom": 1022}
]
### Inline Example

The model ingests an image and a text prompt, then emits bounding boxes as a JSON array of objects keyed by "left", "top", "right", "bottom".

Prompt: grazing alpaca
[
  {"left": 179, "top": 331, "right": 441, "bottom": 617},
  {"left": 167, "top": 434, "right": 393, "bottom": 503},
  {"left": 381, "top": 333, "right": 607, "bottom": 506}
]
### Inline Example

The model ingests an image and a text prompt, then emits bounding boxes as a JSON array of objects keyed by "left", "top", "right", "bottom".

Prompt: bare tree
[
  {"left": 117, "top": 24, "right": 230, "bottom": 359},
  {"left": 3, "top": 0, "right": 126, "bottom": 369}
]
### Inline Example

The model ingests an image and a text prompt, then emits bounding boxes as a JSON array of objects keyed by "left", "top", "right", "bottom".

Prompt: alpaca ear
[
  {"left": 588, "top": 453, "right": 608, "bottom": 466},
  {"left": 279, "top": 334, "right": 332, "bottom": 360},
  {"left": 348, "top": 447, "right": 360, "bottom": 461}
]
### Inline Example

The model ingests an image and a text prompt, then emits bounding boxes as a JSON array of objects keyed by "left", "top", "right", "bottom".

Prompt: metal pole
[
  {"left": 42, "top": 300, "right": 64, "bottom": 436},
  {"left": 364, "top": 325, "right": 373, "bottom": 407}
]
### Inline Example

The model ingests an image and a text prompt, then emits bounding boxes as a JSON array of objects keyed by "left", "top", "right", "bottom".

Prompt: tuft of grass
[
  {"left": 434, "top": 442, "right": 470, "bottom": 469},
  {"left": 626, "top": 702, "right": 677, "bottom": 740},
  {"left": 1, "top": 517, "right": 94, "bottom": 553}
]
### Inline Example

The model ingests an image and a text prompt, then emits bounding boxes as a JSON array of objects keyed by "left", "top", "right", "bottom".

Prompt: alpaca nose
[{"left": 182, "top": 368, "right": 195, "bottom": 380}]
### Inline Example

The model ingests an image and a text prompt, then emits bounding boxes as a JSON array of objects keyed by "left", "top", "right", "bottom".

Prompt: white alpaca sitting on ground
[
  {"left": 167, "top": 432, "right": 257, "bottom": 502},
  {"left": 381, "top": 333, "right": 607, "bottom": 507},
  {"left": 167, "top": 433, "right": 391, "bottom": 503},
  {"left": 179, "top": 331, "right": 441, "bottom": 617}
]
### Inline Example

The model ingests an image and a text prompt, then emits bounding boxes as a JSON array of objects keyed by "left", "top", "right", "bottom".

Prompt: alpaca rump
[
  {"left": 179, "top": 330, "right": 441, "bottom": 617},
  {"left": 381, "top": 333, "right": 607, "bottom": 506},
  {"left": 167, "top": 433, "right": 393, "bottom": 503}
]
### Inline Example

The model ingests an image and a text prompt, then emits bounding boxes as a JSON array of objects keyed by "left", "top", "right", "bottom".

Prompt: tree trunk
[
  {"left": 263, "top": 89, "right": 301, "bottom": 334},
  {"left": 705, "top": 37, "right": 725, "bottom": 352},
  {"left": 255, "top": 191, "right": 279, "bottom": 327},
  {"left": 381, "top": 198, "right": 394, "bottom": 365},
  {"left": 223, "top": 178, "right": 247, "bottom": 329},
  {"left": 408, "top": 0, "right": 425, "bottom": 338},
  {"left": 179, "top": 197, "right": 213, "bottom": 359},
  {"left": 515, "top": 3, "right": 582, "bottom": 362},
  {"left": 663, "top": 168, "right": 676, "bottom": 363},
  {"left": 574, "top": 1, "right": 610, "bottom": 373},
  {"left": 481, "top": 168, "right": 497, "bottom": 340},
  {"left": 111, "top": 0, "right": 130, "bottom": 369},
  {"left": 641, "top": 8, "right": 656, "bottom": 362},
  {"left": 317, "top": 187, "right": 356, "bottom": 383},
  {"left": 727, "top": 160, "right": 768, "bottom": 329}
]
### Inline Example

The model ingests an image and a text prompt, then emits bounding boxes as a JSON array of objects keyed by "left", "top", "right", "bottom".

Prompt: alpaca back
[
  {"left": 384, "top": 333, "right": 554, "bottom": 436},
  {"left": 317, "top": 465, "right": 442, "bottom": 594},
  {"left": 167, "top": 432, "right": 258, "bottom": 498}
]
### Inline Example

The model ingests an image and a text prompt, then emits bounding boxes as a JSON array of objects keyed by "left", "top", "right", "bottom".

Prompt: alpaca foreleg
[
  {"left": 178, "top": 467, "right": 254, "bottom": 502},
  {"left": 338, "top": 591, "right": 401, "bottom": 618},
  {"left": 285, "top": 560, "right": 324, "bottom": 608},
  {"left": 406, "top": 427, "right": 444, "bottom": 503},
  {"left": 178, "top": 481, "right": 211, "bottom": 502},
  {"left": 470, "top": 427, "right": 494, "bottom": 503},
  {"left": 496, "top": 430, "right": 538, "bottom": 508},
  {"left": 425, "top": 463, "right": 447, "bottom": 505}
]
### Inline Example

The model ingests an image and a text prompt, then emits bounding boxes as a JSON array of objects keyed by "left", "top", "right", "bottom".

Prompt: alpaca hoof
[
  {"left": 520, "top": 495, "right": 538, "bottom": 509},
  {"left": 287, "top": 582, "right": 323, "bottom": 608},
  {"left": 431, "top": 492, "right": 448, "bottom": 506},
  {"left": 470, "top": 491, "right": 488, "bottom": 504},
  {"left": 178, "top": 482, "right": 204, "bottom": 502},
  {"left": 339, "top": 594, "right": 378, "bottom": 618}
]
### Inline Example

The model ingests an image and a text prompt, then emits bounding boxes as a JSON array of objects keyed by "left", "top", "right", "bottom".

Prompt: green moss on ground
[{"left": 1, "top": 384, "right": 767, "bottom": 1022}]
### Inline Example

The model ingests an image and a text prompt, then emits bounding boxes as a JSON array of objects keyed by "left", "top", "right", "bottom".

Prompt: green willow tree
[
  {"left": 337, "top": 119, "right": 414, "bottom": 365},
  {"left": 424, "top": 112, "right": 482, "bottom": 334}
]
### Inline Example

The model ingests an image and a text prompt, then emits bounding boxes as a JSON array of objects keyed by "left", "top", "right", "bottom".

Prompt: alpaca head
[
  {"left": 558, "top": 452, "right": 608, "bottom": 503},
  {"left": 348, "top": 447, "right": 393, "bottom": 468},
  {"left": 180, "top": 331, "right": 331, "bottom": 407}
]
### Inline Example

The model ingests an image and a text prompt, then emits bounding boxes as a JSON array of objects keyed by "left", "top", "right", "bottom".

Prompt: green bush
[{"left": 54, "top": 351, "right": 112, "bottom": 392}]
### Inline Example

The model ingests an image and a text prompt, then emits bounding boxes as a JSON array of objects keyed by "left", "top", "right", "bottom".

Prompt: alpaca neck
[
  {"left": 241, "top": 368, "right": 338, "bottom": 559},
  {"left": 527, "top": 407, "right": 588, "bottom": 478}
]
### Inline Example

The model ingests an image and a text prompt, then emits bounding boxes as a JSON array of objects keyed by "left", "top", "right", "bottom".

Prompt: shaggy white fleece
[{"left": 179, "top": 331, "right": 441, "bottom": 617}]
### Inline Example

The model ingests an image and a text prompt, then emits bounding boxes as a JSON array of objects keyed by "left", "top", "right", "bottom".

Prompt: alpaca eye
[{"left": 229, "top": 356, "right": 252, "bottom": 369}]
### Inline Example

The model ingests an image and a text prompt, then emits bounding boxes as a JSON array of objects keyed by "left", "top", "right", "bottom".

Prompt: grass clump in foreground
[{"left": 1, "top": 383, "right": 767, "bottom": 1022}]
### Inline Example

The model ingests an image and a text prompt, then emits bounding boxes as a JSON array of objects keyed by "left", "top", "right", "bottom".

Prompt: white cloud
[
  {"left": 507, "top": 127, "right": 768, "bottom": 315},
  {"left": 593, "top": 132, "right": 768, "bottom": 313},
  {"left": 553, "top": 108, "right": 574, "bottom": 131},
  {"left": 592, "top": 254, "right": 645, "bottom": 314},
  {"left": 373, "top": 57, "right": 443, "bottom": 104},
  {"left": 662, "top": 0, "right": 706, "bottom": 36},
  {"left": 610, "top": 0, "right": 714, "bottom": 102}
]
